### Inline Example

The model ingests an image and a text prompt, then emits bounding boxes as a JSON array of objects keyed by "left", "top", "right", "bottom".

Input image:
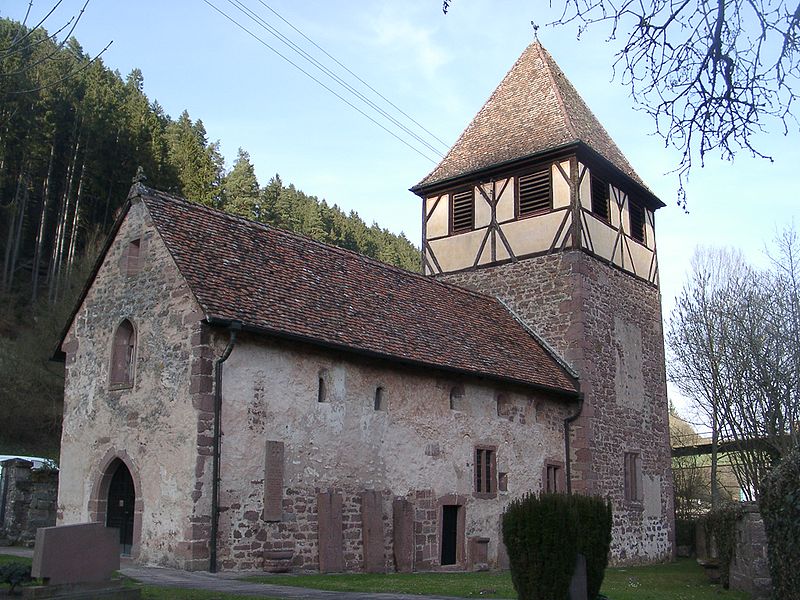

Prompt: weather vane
[{"left": 531, "top": 21, "right": 539, "bottom": 40}]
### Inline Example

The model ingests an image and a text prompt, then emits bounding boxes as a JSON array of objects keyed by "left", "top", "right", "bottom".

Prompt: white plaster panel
[
  {"left": 553, "top": 161, "right": 571, "bottom": 209},
  {"left": 496, "top": 233, "right": 511, "bottom": 261},
  {"left": 477, "top": 232, "right": 493, "bottom": 266},
  {"left": 628, "top": 237, "right": 654, "bottom": 278},
  {"left": 495, "top": 178, "right": 515, "bottom": 223},
  {"left": 475, "top": 184, "right": 492, "bottom": 229},
  {"left": 426, "top": 195, "right": 448, "bottom": 239},
  {"left": 578, "top": 163, "right": 592, "bottom": 209},
  {"left": 619, "top": 193, "right": 630, "bottom": 234},
  {"left": 643, "top": 475, "right": 663, "bottom": 518},
  {"left": 584, "top": 212, "right": 617, "bottom": 260},
  {"left": 645, "top": 209, "right": 655, "bottom": 250},
  {"left": 614, "top": 316, "right": 644, "bottom": 412},
  {"left": 501, "top": 210, "right": 567, "bottom": 257},
  {"left": 428, "top": 228, "right": 487, "bottom": 272}
]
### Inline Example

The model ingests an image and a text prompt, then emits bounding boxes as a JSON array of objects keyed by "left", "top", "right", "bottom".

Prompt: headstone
[
  {"left": 360, "top": 490, "right": 385, "bottom": 573},
  {"left": 32, "top": 522, "right": 119, "bottom": 585},
  {"left": 316, "top": 491, "right": 343, "bottom": 573},
  {"left": 468, "top": 536, "right": 489, "bottom": 571},
  {"left": 392, "top": 498, "right": 414, "bottom": 573}
]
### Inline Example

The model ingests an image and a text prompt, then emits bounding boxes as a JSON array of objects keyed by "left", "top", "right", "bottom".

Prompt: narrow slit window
[
  {"left": 590, "top": 175, "right": 609, "bottom": 221},
  {"left": 449, "top": 385, "right": 465, "bottom": 411},
  {"left": 451, "top": 189, "right": 474, "bottom": 234},
  {"left": 317, "top": 371, "right": 328, "bottom": 403},
  {"left": 110, "top": 319, "right": 135, "bottom": 388},
  {"left": 545, "top": 464, "right": 560, "bottom": 493},
  {"left": 125, "top": 238, "right": 141, "bottom": 276},
  {"left": 374, "top": 386, "right": 386, "bottom": 411},
  {"left": 517, "top": 168, "right": 551, "bottom": 216},
  {"left": 629, "top": 201, "right": 646, "bottom": 244}
]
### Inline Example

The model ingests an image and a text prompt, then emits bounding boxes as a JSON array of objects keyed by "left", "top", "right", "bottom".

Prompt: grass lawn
[
  {"left": 0, "top": 554, "right": 31, "bottom": 566},
  {"left": 246, "top": 559, "right": 750, "bottom": 600}
]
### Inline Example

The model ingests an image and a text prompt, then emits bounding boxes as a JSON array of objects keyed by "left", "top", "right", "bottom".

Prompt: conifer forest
[{"left": 0, "top": 17, "right": 420, "bottom": 457}]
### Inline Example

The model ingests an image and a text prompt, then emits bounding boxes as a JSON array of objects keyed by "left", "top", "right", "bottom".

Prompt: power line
[
  {"left": 227, "top": 0, "right": 446, "bottom": 158},
  {"left": 201, "top": 0, "right": 444, "bottom": 163},
  {"left": 254, "top": 0, "right": 450, "bottom": 152}
]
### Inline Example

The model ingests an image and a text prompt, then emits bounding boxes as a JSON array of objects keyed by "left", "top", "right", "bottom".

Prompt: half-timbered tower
[{"left": 412, "top": 41, "right": 674, "bottom": 563}]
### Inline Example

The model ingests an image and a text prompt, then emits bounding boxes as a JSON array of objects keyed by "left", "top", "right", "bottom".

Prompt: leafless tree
[
  {"left": 553, "top": 1, "right": 800, "bottom": 207},
  {"left": 668, "top": 234, "right": 800, "bottom": 503}
]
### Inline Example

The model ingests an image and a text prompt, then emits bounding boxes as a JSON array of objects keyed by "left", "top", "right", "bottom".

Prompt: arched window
[
  {"left": 110, "top": 320, "right": 136, "bottom": 388},
  {"left": 317, "top": 369, "right": 328, "bottom": 403},
  {"left": 449, "top": 385, "right": 465, "bottom": 411}
]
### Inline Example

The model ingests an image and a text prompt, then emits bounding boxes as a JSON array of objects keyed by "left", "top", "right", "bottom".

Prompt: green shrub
[
  {"left": 0, "top": 561, "right": 32, "bottom": 594},
  {"left": 704, "top": 502, "right": 744, "bottom": 588},
  {"left": 502, "top": 493, "right": 612, "bottom": 600},
  {"left": 760, "top": 445, "right": 800, "bottom": 600},
  {"left": 675, "top": 518, "right": 697, "bottom": 552}
]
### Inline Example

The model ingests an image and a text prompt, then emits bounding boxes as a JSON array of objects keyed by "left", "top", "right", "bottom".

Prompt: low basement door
[{"left": 441, "top": 505, "right": 460, "bottom": 566}]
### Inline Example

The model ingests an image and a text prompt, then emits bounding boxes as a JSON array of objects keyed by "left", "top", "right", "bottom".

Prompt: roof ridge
[
  {"left": 140, "top": 187, "right": 500, "bottom": 305},
  {"left": 534, "top": 41, "right": 577, "bottom": 142}
]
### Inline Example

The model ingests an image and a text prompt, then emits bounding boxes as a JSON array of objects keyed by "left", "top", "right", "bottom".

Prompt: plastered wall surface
[{"left": 215, "top": 335, "right": 573, "bottom": 571}]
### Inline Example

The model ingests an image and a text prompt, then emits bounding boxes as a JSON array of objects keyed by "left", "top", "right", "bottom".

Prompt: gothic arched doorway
[{"left": 105, "top": 460, "right": 135, "bottom": 555}]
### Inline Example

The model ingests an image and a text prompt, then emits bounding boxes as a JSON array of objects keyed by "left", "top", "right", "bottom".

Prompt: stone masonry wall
[
  {"left": 0, "top": 459, "right": 57, "bottom": 546},
  {"left": 729, "top": 504, "right": 772, "bottom": 600},
  {"left": 214, "top": 333, "right": 574, "bottom": 571},
  {"left": 59, "top": 198, "right": 209, "bottom": 569},
  {"left": 441, "top": 250, "right": 674, "bottom": 564}
]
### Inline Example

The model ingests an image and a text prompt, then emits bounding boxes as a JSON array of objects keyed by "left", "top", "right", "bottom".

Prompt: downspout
[
  {"left": 564, "top": 396, "right": 584, "bottom": 494},
  {"left": 210, "top": 321, "right": 241, "bottom": 573}
]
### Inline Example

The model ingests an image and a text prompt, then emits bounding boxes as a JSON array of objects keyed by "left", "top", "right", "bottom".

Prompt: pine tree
[{"left": 222, "top": 148, "right": 260, "bottom": 219}]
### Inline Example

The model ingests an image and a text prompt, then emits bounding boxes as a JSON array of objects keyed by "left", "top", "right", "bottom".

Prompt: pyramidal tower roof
[{"left": 415, "top": 41, "right": 647, "bottom": 191}]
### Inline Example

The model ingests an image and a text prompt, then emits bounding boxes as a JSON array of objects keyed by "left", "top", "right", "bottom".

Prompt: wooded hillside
[{"left": 0, "top": 17, "right": 420, "bottom": 457}]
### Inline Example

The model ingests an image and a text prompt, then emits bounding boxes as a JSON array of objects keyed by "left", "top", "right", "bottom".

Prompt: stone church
[{"left": 56, "top": 42, "right": 674, "bottom": 572}]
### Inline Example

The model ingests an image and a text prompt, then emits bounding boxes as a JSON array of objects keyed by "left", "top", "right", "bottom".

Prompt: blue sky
[{"left": 6, "top": 0, "right": 799, "bottom": 420}]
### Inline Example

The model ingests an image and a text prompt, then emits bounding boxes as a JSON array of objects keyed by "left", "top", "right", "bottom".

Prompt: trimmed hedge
[
  {"left": 760, "top": 445, "right": 800, "bottom": 599},
  {"left": 502, "top": 493, "right": 612, "bottom": 600}
]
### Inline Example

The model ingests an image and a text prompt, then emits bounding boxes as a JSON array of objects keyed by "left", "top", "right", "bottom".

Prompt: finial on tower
[
  {"left": 132, "top": 166, "right": 147, "bottom": 185},
  {"left": 531, "top": 21, "right": 539, "bottom": 40}
]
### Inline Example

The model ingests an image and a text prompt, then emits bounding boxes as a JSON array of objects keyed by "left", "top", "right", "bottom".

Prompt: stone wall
[
  {"left": 440, "top": 249, "right": 674, "bottom": 564},
  {"left": 0, "top": 459, "right": 58, "bottom": 546},
  {"left": 58, "top": 199, "right": 210, "bottom": 569},
  {"left": 214, "top": 332, "right": 574, "bottom": 571},
  {"left": 729, "top": 504, "right": 772, "bottom": 600}
]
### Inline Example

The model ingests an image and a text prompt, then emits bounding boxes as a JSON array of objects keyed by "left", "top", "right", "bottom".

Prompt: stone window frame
[
  {"left": 120, "top": 237, "right": 145, "bottom": 277},
  {"left": 109, "top": 319, "right": 136, "bottom": 390},
  {"left": 542, "top": 459, "right": 566, "bottom": 493},
  {"left": 473, "top": 445, "right": 498, "bottom": 499},
  {"left": 624, "top": 451, "right": 644, "bottom": 504}
]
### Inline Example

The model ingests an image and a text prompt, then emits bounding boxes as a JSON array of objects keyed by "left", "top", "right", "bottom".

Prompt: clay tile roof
[
  {"left": 140, "top": 189, "right": 578, "bottom": 396},
  {"left": 415, "top": 41, "right": 646, "bottom": 190}
]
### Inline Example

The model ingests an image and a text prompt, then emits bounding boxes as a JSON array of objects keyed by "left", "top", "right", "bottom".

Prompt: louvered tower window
[
  {"left": 517, "top": 168, "right": 551, "bottom": 216},
  {"left": 590, "top": 175, "right": 609, "bottom": 221},
  {"left": 451, "top": 189, "right": 474, "bottom": 234},
  {"left": 629, "top": 200, "right": 646, "bottom": 244}
]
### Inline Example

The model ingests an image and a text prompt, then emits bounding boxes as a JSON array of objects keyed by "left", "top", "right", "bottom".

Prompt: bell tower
[{"left": 412, "top": 42, "right": 674, "bottom": 564}]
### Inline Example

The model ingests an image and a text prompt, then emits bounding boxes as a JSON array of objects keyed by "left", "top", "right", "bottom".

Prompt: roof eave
[{"left": 204, "top": 316, "right": 580, "bottom": 400}]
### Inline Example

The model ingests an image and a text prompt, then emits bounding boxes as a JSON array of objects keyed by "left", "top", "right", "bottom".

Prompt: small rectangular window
[
  {"left": 474, "top": 447, "right": 497, "bottom": 498},
  {"left": 590, "top": 175, "right": 609, "bottom": 221},
  {"left": 624, "top": 452, "right": 643, "bottom": 502},
  {"left": 517, "top": 168, "right": 551, "bottom": 216},
  {"left": 545, "top": 464, "right": 561, "bottom": 493},
  {"left": 451, "top": 189, "right": 474, "bottom": 234},
  {"left": 629, "top": 201, "right": 645, "bottom": 244},
  {"left": 317, "top": 370, "right": 328, "bottom": 403}
]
